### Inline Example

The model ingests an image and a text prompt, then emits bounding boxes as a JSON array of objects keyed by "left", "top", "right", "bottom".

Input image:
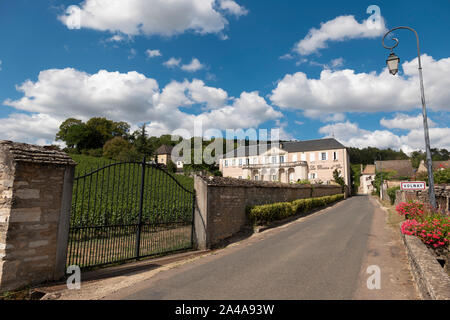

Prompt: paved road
[{"left": 107, "top": 196, "right": 375, "bottom": 299}]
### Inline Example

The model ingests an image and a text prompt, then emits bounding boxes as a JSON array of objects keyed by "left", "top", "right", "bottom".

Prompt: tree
[
  {"left": 56, "top": 118, "right": 88, "bottom": 150},
  {"left": 132, "top": 124, "right": 153, "bottom": 157},
  {"left": 166, "top": 160, "right": 177, "bottom": 173},
  {"left": 56, "top": 117, "right": 131, "bottom": 151},
  {"left": 333, "top": 169, "right": 345, "bottom": 187},
  {"left": 103, "top": 137, "right": 135, "bottom": 161}
]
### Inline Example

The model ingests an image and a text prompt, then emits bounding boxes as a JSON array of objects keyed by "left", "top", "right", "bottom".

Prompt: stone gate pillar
[{"left": 0, "top": 140, "right": 76, "bottom": 292}]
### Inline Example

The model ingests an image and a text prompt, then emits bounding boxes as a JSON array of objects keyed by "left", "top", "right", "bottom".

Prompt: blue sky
[{"left": 0, "top": 0, "right": 449, "bottom": 152}]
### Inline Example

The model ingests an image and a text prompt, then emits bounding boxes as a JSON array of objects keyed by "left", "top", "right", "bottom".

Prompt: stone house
[
  {"left": 219, "top": 138, "right": 351, "bottom": 186},
  {"left": 374, "top": 160, "right": 414, "bottom": 179},
  {"left": 359, "top": 164, "right": 375, "bottom": 194},
  {"left": 417, "top": 160, "right": 450, "bottom": 173},
  {"left": 155, "top": 145, "right": 184, "bottom": 169}
]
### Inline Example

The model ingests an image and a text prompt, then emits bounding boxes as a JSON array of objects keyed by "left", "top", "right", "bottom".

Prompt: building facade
[
  {"left": 155, "top": 145, "right": 184, "bottom": 169},
  {"left": 219, "top": 138, "right": 351, "bottom": 186},
  {"left": 359, "top": 164, "right": 375, "bottom": 194}
]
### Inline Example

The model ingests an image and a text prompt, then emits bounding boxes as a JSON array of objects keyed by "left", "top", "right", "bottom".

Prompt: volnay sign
[{"left": 400, "top": 181, "right": 426, "bottom": 191}]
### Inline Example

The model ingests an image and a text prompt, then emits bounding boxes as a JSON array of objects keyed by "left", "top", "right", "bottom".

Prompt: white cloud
[
  {"left": 219, "top": 0, "right": 248, "bottom": 17},
  {"left": 128, "top": 48, "right": 137, "bottom": 59},
  {"left": 294, "top": 15, "right": 387, "bottom": 56},
  {"left": 58, "top": 0, "right": 247, "bottom": 37},
  {"left": 181, "top": 58, "right": 205, "bottom": 72},
  {"left": 107, "top": 34, "right": 125, "bottom": 42},
  {"left": 380, "top": 113, "right": 436, "bottom": 130},
  {"left": 330, "top": 57, "right": 344, "bottom": 68},
  {"left": 319, "top": 121, "right": 450, "bottom": 153},
  {"left": 1, "top": 68, "right": 281, "bottom": 144},
  {"left": 270, "top": 55, "right": 450, "bottom": 115},
  {"left": 146, "top": 49, "right": 162, "bottom": 58},
  {"left": 163, "top": 57, "right": 181, "bottom": 68},
  {"left": 0, "top": 113, "right": 61, "bottom": 145},
  {"left": 279, "top": 53, "right": 294, "bottom": 60}
]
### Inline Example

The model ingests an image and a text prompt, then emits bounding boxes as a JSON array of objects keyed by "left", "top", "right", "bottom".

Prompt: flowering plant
[
  {"left": 395, "top": 201, "right": 425, "bottom": 219},
  {"left": 401, "top": 215, "right": 450, "bottom": 248}
]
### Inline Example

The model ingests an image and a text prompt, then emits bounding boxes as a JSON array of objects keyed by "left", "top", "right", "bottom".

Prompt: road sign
[{"left": 400, "top": 181, "right": 426, "bottom": 191}]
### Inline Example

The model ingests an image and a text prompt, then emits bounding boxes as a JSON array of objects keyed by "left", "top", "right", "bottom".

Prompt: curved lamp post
[{"left": 382, "top": 26, "right": 436, "bottom": 208}]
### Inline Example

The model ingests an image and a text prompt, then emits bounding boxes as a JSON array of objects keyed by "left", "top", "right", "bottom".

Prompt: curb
[{"left": 401, "top": 231, "right": 450, "bottom": 300}]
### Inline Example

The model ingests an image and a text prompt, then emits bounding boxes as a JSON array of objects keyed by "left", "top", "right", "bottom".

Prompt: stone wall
[
  {"left": 0, "top": 141, "right": 75, "bottom": 292},
  {"left": 395, "top": 184, "right": 450, "bottom": 214},
  {"left": 193, "top": 176, "right": 343, "bottom": 249}
]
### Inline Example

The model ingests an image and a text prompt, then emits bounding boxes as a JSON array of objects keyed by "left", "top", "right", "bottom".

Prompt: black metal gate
[{"left": 67, "top": 158, "right": 195, "bottom": 268}]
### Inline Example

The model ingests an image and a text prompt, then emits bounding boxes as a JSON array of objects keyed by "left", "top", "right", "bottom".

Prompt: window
[
  {"left": 239, "top": 158, "right": 243, "bottom": 166},
  {"left": 265, "top": 156, "right": 270, "bottom": 164},
  {"left": 310, "top": 153, "right": 315, "bottom": 161},
  {"left": 301, "top": 153, "right": 306, "bottom": 161},
  {"left": 292, "top": 154, "right": 298, "bottom": 162},
  {"left": 272, "top": 175, "right": 277, "bottom": 181},
  {"left": 246, "top": 158, "right": 250, "bottom": 165},
  {"left": 309, "top": 173, "right": 316, "bottom": 179},
  {"left": 333, "top": 151, "right": 338, "bottom": 160},
  {"left": 238, "top": 176, "right": 243, "bottom": 179},
  {"left": 232, "top": 159, "right": 236, "bottom": 166},
  {"left": 280, "top": 155, "right": 285, "bottom": 163},
  {"left": 253, "top": 157, "right": 258, "bottom": 164},
  {"left": 254, "top": 175, "right": 259, "bottom": 181},
  {"left": 224, "top": 160, "right": 228, "bottom": 167},
  {"left": 271, "top": 156, "right": 277, "bottom": 164},
  {"left": 321, "top": 152, "right": 328, "bottom": 161}
]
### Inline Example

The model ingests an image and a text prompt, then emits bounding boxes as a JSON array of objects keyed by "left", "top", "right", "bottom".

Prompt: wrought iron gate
[{"left": 67, "top": 158, "right": 195, "bottom": 268}]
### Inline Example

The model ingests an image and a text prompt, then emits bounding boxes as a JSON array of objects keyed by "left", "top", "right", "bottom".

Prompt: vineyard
[
  {"left": 67, "top": 154, "right": 195, "bottom": 267},
  {"left": 69, "top": 154, "right": 194, "bottom": 226}
]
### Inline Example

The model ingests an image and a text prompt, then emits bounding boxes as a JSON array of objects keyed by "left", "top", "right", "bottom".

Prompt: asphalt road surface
[{"left": 107, "top": 195, "right": 375, "bottom": 299}]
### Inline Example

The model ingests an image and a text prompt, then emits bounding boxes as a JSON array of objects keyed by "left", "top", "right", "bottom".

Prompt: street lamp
[
  {"left": 382, "top": 26, "right": 436, "bottom": 209},
  {"left": 386, "top": 52, "right": 400, "bottom": 75}
]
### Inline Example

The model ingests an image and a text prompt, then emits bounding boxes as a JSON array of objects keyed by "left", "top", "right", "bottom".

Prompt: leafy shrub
[
  {"left": 387, "top": 186, "right": 400, "bottom": 205},
  {"left": 296, "top": 179, "right": 311, "bottom": 185},
  {"left": 87, "top": 148, "right": 103, "bottom": 158},
  {"left": 247, "top": 194, "right": 344, "bottom": 225},
  {"left": 167, "top": 160, "right": 177, "bottom": 173},
  {"left": 435, "top": 168, "right": 450, "bottom": 184},
  {"left": 401, "top": 215, "right": 450, "bottom": 248},
  {"left": 103, "top": 136, "right": 135, "bottom": 160}
]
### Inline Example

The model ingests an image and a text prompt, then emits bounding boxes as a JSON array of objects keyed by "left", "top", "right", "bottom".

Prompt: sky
[{"left": 0, "top": 0, "right": 449, "bottom": 153}]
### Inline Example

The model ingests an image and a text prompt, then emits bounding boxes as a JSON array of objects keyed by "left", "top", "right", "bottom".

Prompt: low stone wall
[
  {"left": 401, "top": 232, "right": 450, "bottom": 300},
  {"left": 193, "top": 176, "right": 343, "bottom": 249},
  {"left": 395, "top": 185, "right": 450, "bottom": 214},
  {"left": 0, "top": 141, "right": 76, "bottom": 292}
]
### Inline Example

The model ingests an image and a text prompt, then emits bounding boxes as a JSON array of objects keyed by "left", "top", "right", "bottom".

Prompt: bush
[
  {"left": 435, "top": 168, "right": 450, "bottom": 184},
  {"left": 87, "top": 148, "right": 103, "bottom": 158},
  {"left": 167, "top": 160, "right": 177, "bottom": 173},
  {"left": 247, "top": 194, "right": 344, "bottom": 225},
  {"left": 296, "top": 179, "right": 311, "bottom": 185},
  {"left": 103, "top": 137, "right": 135, "bottom": 161},
  {"left": 401, "top": 215, "right": 450, "bottom": 248},
  {"left": 387, "top": 186, "right": 400, "bottom": 205}
]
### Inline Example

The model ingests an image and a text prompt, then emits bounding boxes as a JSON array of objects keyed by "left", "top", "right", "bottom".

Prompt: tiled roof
[
  {"left": 156, "top": 144, "right": 173, "bottom": 155},
  {"left": 224, "top": 138, "right": 346, "bottom": 158},
  {"left": 362, "top": 165, "right": 375, "bottom": 175},
  {"left": 375, "top": 160, "right": 414, "bottom": 177},
  {"left": 0, "top": 140, "right": 76, "bottom": 166}
]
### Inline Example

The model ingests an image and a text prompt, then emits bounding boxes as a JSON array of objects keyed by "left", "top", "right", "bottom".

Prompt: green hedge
[{"left": 247, "top": 194, "right": 345, "bottom": 225}]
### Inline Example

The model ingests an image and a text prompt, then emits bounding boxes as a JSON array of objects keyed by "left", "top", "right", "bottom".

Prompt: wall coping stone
[
  {"left": 0, "top": 140, "right": 76, "bottom": 166},
  {"left": 401, "top": 231, "right": 450, "bottom": 300},
  {"left": 197, "top": 175, "right": 341, "bottom": 189}
]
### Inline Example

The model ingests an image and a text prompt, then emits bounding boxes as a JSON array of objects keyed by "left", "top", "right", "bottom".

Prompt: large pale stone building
[{"left": 219, "top": 138, "right": 351, "bottom": 186}]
